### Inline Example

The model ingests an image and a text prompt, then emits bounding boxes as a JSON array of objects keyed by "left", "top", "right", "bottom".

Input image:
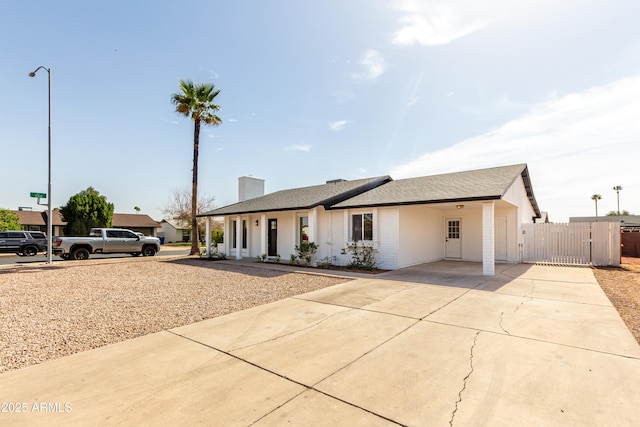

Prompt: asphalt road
[{"left": 0, "top": 247, "right": 191, "bottom": 266}]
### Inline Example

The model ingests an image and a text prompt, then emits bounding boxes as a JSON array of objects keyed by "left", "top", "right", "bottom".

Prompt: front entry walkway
[{"left": 1, "top": 262, "right": 639, "bottom": 426}]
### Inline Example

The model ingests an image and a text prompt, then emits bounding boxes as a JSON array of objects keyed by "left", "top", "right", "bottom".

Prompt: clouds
[
  {"left": 328, "top": 120, "right": 350, "bottom": 131},
  {"left": 283, "top": 144, "right": 311, "bottom": 152},
  {"left": 390, "top": 74, "right": 640, "bottom": 221},
  {"left": 390, "top": 0, "right": 494, "bottom": 46},
  {"left": 351, "top": 49, "right": 386, "bottom": 82}
]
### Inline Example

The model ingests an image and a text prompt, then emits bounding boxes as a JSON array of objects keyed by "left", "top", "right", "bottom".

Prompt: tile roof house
[{"left": 199, "top": 164, "right": 541, "bottom": 276}]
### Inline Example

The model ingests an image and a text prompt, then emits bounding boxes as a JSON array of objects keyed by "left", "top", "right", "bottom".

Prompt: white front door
[
  {"left": 495, "top": 216, "right": 507, "bottom": 261},
  {"left": 445, "top": 218, "right": 462, "bottom": 259}
]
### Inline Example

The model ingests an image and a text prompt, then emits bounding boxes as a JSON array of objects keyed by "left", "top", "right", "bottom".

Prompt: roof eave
[{"left": 330, "top": 195, "right": 503, "bottom": 210}]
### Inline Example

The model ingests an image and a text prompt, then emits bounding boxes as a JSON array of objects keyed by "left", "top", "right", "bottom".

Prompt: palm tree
[
  {"left": 591, "top": 194, "right": 602, "bottom": 219},
  {"left": 171, "top": 80, "right": 222, "bottom": 255},
  {"left": 613, "top": 185, "right": 623, "bottom": 215}
]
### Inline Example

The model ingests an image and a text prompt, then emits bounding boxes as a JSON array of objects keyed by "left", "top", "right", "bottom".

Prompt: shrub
[
  {"left": 294, "top": 241, "right": 318, "bottom": 266},
  {"left": 341, "top": 240, "right": 377, "bottom": 271}
]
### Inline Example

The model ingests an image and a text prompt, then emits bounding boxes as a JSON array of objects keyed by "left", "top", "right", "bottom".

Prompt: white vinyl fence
[{"left": 522, "top": 222, "right": 620, "bottom": 266}]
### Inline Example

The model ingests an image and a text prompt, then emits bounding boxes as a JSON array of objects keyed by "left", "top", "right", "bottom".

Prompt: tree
[
  {"left": 0, "top": 208, "right": 22, "bottom": 231},
  {"left": 171, "top": 80, "right": 222, "bottom": 254},
  {"left": 591, "top": 194, "right": 602, "bottom": 218},
  {"left": 59, "top": 187, "right": 114, "bottom": 236},
  {"left": 161, "top": 187, "right": 220, "bottom": 240},
  {"left": 613, "top": 185, "right": 623, "bottom": 215},
  {"left": 607, "top": 210, "right": 630, "bottom": 216},
  {"left": 134, "top": 206, "right": 141, "bottom": 214}
]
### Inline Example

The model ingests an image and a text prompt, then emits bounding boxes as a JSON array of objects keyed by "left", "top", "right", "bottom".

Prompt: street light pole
[{"left": 29, "top": 66, "right": 52, "bottom": 264}]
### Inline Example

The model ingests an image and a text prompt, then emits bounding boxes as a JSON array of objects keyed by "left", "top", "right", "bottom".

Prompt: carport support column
[
  {"left": 235, "top": 216, "right": 242, "bottom": 260},
  {"left": 260, "top": 214, "right": 267, "bottom": 256},
  {"left": 482, "top": 201, "right": 495, "bottom": 276},
  {"left": 205, "top": 217, "right": 211, "bottom": 257}
]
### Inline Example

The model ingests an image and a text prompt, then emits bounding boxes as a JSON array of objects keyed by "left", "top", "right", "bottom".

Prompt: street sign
[{"left": 30, "top": 192, "right": 46, "bottom": 198}]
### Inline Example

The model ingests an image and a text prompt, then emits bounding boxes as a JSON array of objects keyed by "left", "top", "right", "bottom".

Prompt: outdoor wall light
[
  {"left": 456, "top": 204, "right": 464, "bottom": 209},
  {"left": 255, "top": 220, "right": 259, "bottom": 226}
]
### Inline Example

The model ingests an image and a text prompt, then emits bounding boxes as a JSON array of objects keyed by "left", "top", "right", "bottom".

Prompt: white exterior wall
[
  {"left": 331, "top": 211, "right": 348, "bottom": 265},
  {"left": 397, "top": 205, "right": 442, "bottom": 268},
  {"left": 315, "top": 208, "right": 333, "bottom": 262},
  {"left": 494, "top": 207, "right": 519, "bottom": 262},
  {"left": 159, "top": 223, "right": 180, "bottom": 243},
  {"left": 501, "top": 175, "right": 536, "bottom": 261},
  {"left": 376, "top": 208, "right": 399, "bottom": 270}
]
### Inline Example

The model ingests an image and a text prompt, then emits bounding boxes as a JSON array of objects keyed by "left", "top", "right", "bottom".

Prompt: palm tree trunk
[{"left": 191, "top": 120, "right": 201, "bottom": 255}]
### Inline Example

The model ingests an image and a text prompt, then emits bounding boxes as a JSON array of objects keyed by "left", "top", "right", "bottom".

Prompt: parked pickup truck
[{"left": 53, "top": 228, "right": 161, "bottom": 260}]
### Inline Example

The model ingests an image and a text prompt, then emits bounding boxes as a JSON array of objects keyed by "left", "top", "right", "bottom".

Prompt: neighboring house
[
  {"left": 11, "top": 209, "right": 65, "bottom": 236},
  {"left": 111, "top": 214, "right": 161, "bottom": 237},
  {"left": 12, "top": 210, "right": 160, "bottom": 237},
  {"left": 159, "top": 219, "right": 191, "bottom": 243},
  {"left": 570, "top": 215, "right": 640, "bottom": 228},
  {"left": 199, "top": 164, "right": 541, "bottom": 276}
]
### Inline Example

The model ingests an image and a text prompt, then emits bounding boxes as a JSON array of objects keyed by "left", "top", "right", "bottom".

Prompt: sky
[{"left": 1, "top": 0, "right": 639, "bottom": 223}]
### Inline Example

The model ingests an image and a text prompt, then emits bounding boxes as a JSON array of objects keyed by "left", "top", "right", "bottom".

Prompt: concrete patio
[{"left": 1, "top": 261, "right": 639, "bottom": 426}]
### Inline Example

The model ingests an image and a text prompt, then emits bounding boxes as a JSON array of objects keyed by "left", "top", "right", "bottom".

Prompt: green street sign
[{"left": 30, "top": 192, "right": 46, "bottom": 198}]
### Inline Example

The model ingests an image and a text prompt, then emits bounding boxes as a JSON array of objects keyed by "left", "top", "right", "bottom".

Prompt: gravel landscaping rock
[
  {"left": 594, "top": 257, "right": 640, "bottom": 345},
  {"left": 0, "top": 257, "right": 350, "bottom": 374}
]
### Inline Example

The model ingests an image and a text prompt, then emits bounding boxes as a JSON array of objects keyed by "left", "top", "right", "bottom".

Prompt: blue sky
[{"left": 1, "top": 0, "right": 639, "bottom": 223}]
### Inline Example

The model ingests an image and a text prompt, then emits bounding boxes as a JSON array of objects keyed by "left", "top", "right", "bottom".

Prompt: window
[
  {"left": 299, "top": 216, "right": 309, "bottom": 243},
  {"left": 232, "top": 220, "right": 247, "bottom": 250},
  {"left": 232, "top": 220, "right": 237, "bottom": 249},
  {"left": 242, "top": 220, "right": 247, "bottom": 249},
  {"left": 352, "top": 213, "right": 373, "bottom": 241},
  {"left": 448, "top": 220, "right": 460, "bottom": 239}
]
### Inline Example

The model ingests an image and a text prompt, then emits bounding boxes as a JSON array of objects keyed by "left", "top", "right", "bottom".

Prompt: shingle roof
[
  {"left": 112, "top": 213, "right": 161, "bottom": 228},
  {"left": 12, "top": 209, "right": 65, "bottom": 226},
  {"left": 331, "top": 164, "right": 541, "bottom": 217},
  {"left": 199, "top": 176, "right": 392, "bottom": 216}
]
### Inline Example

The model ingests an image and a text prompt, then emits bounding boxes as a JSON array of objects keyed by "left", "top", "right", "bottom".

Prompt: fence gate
[{"left": 522, "top": 222, "right": 620, "bottom": 267}]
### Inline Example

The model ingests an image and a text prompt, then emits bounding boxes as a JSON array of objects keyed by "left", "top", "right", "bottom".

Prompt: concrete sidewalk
[{"left": 1, "top": 262, "right": 639, "bottom": 426}]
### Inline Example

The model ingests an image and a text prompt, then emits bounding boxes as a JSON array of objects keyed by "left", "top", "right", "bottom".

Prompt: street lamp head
[{"left": 29, "top": 66, "right": 49, "bottom": 77}]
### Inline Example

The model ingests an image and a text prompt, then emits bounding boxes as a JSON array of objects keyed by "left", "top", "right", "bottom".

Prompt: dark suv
[{"left": 0, "top": 231, "right": 48, "bottom": 256}]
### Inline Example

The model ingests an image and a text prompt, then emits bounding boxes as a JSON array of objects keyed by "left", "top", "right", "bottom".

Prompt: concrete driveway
[{"left": 1, "top": 261, "right": 639, "bottom": 426}]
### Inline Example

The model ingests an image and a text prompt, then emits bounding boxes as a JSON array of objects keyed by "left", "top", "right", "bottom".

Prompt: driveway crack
[
  {"left": 498, "top": 311, "right": 511, "bottom": 335},
  {"left": 450, "top": 331, "right": 480, "bottom": 427}
]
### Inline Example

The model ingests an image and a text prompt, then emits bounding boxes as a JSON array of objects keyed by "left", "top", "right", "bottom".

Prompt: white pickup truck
[{"left": 53, "top": 228, "right": 161, "bottom": 260}]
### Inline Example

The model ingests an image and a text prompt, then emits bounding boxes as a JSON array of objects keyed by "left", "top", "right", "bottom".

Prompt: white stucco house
[
  {"left": 159, "top": 219, "right": 190, "bottom": 243},
  {"left": 198, "top": 164, "right": 541, "bottom": 276}
]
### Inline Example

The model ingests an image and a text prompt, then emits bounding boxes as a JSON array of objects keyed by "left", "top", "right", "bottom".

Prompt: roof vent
[{"left": 326, "top": 179, "right": 346, "bottom": 184}]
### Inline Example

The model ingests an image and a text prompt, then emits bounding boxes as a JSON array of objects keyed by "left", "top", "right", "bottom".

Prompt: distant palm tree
[
  {"left": 171, "top": 80, "right": 222, "bottom": 255},
  {"left": 613, "top": 185, "right": 623, "bottom": 215},
  {"left": 591, "top": 194, "right": 602, "bottom": 219}
]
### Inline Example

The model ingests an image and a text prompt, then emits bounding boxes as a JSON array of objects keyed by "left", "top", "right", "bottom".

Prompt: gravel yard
[
  {"left": 593, "top": 257, "right": 640, "bottom": 345},
  {"left": 0, "top": 257, "right": 349, "bottom": 374}
]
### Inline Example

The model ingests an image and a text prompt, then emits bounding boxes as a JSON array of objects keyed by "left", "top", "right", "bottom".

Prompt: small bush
[
  {"left": 294, "top": 241, "right": 318, "bottom": 266},
  {"left": 341, "top": 240, "right": 377, "bottom": 271}
]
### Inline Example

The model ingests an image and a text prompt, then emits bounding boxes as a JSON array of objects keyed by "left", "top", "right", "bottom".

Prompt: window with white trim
[{"left": 352, "top": 213, "right": 373, "bottom": 241}]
